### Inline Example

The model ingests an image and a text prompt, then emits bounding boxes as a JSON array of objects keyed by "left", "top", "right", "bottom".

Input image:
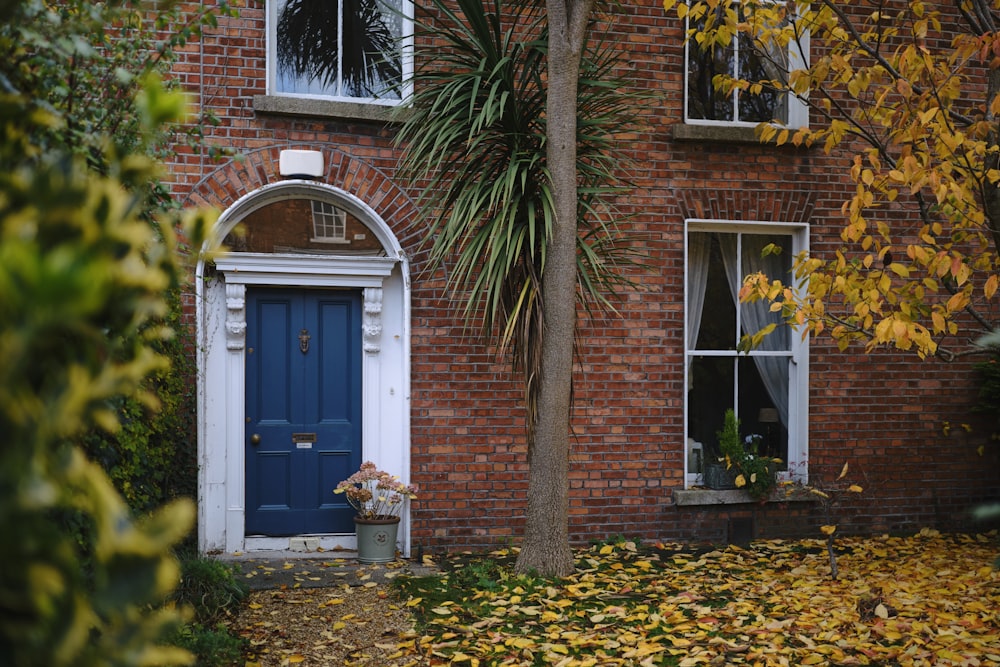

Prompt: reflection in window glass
[
  {"left": 275, "top": 0, "right": 403, "bottom": 100},
  {"left": 685, "top": 0, "right": 791, "bottom": 124}
]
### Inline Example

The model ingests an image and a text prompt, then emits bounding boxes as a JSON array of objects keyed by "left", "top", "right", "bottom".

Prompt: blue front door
[{"left": 245, "top": 287, "right": 362, "bottom": 535}]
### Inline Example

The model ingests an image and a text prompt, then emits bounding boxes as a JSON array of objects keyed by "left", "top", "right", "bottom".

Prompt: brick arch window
[{"left": 685, "top": 219, "right": 810, "bottom": 486}]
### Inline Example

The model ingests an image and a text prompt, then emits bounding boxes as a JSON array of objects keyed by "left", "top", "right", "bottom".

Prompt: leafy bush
[
  {"left": 166, "top": 556, "right": 248, "bottom": 666},
  {"left": 169, "top": 624, "right": 244, "bottom": 667},
  {"left": 0, "top": 79, "right": 210, "bottom": 665},
  {"left": 172, "top": 557, "right": 249, "bottom": 627},
  {"left": 79, "top": 287, "right": 198, "bottom": 516}
]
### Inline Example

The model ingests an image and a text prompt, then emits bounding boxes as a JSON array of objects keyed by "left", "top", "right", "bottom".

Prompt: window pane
[
  {"left": 736, "top": 33, "right": 787, "bottom": 122},
  {"left": 740, "top": 233, "right": 792, "bottom": 351},
  {"left": 688, "top": 355, "right": 734, "bottom": 462},
  {"left": 737, "top": 356, "right": 788, "bottom": 466},
  {"left": 734, "top": 3, "right": 789, "bottom": 123},
  {"left": 693, "top": 233, "right": 737, "bottom": 350},
  {"left": 686, "top": 11, "right": 734, "bottom": 121},
  {"left": 276, "top": 0, "right": 402, "bottom": 100}
]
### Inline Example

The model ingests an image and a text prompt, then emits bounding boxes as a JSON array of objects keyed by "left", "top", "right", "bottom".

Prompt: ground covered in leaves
[{"left": 229, "top": 530, "right": 1000, "bottom": 666}]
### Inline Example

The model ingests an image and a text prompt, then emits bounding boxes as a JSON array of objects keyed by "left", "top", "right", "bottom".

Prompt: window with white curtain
[{"left": 685, "top": 220, "right": 809, "bottom": 485}]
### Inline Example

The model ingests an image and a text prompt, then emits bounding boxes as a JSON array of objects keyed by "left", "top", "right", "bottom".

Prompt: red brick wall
[{"left": 164, "top": 0, "right": 1000, "bottom": 551}]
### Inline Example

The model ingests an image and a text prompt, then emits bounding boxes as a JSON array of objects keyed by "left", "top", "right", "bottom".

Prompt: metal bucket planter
[
  {"left": 354, "top": 516, "right": 400, "bottom": 563},
  {"left": 703, "top": 462, "right": 738, "bottom": 490}
]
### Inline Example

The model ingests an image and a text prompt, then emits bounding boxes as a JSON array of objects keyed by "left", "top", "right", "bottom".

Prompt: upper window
[
  {"left": 684, "top": 221, "right": 809, "bottom": 486},
  {"left": 269, "top": 0, "right": 411, "bottom": 103},
  {"left": 684, "top": 0, "right": 807, "bottom": 127}
]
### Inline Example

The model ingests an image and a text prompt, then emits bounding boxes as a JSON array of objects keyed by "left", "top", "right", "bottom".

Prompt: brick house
[{"left": 166, "top": 0, "right": 1000, "bottom": 557}]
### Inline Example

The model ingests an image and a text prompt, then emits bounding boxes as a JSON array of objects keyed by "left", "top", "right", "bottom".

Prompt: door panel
[{"left": 245, "top": 288, "right": 362, "bottom": 536}]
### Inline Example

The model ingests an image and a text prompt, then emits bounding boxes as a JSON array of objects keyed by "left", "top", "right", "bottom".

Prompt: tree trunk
[{"left": 514, "top": 0, "right": 594, "bottom": 577}]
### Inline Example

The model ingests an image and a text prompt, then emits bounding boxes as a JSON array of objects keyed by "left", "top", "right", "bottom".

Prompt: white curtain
[
  {"left": 686, "top": 232, "right": 711, "bottom": 351},
  {"left": 718, "top": 233, "right": 790, "bottom": 428}
]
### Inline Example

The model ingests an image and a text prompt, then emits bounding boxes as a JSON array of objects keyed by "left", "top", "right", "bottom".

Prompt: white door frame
[{"left": 195, "top": 180, "right": 411, "bottom": 555}]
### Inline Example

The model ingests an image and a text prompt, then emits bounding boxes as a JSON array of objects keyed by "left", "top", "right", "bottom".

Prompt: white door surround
[{"left": 195, "top": 180, "right": 411, "bottom": 556}]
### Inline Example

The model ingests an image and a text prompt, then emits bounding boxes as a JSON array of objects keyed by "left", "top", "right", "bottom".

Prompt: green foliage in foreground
[
  {"left": 79, "top": 287, "right": 198, "bottom": 516},
  {"left": 394, "top": 532, "right": 1000, "bottom": 665},
  {"left": 0, "top": 72, "right": 215, "bottom": 666}
]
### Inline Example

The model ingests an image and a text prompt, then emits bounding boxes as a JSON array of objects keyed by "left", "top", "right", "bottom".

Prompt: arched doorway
[{"left": 195, "top": 180, "right": 411, "bottom": 555}]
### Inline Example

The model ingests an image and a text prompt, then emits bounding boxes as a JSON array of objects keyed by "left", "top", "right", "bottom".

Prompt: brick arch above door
[{"left": 181, "top": 145, "right": 424, "bottom": 260}]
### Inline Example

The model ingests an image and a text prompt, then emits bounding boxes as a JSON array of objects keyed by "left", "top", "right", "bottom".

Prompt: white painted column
[
  {"left": 224, "top": 282, "right": 247, "bottom": 552},
  {"left": 362, "top": 286, "right": 383, "bottom": 465}
]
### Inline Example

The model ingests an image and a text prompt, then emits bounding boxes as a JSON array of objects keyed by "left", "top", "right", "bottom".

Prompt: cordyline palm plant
[{"left": 396, "top": 0, "right": 641, "bottom": 433}]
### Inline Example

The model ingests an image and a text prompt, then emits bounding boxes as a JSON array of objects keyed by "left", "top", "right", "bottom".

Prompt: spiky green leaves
[{"left": 397, "top": 0, "right": 642, "bottom": 413}]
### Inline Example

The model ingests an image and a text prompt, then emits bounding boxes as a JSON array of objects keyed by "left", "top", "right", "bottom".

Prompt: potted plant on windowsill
[
  {"left": 334, "top": 462, "right": 417, "bottom": 563},
  {"left": 704, "top": 409, "right": 779, "bottom": 500}
]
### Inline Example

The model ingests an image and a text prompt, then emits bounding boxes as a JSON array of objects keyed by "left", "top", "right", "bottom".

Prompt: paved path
[{"left": 217, "top": 550, "right": 439, "bottom": 590}]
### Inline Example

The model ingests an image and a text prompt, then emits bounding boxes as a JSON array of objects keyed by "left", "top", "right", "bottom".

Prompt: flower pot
[
  {"left": 354, "top": 516, "right": 400, "bottom": 563},
  {"left": 703, "top": 461, "right": 738, "bottom": 490}
]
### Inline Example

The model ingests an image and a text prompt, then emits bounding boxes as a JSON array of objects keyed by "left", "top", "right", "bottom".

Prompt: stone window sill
[
  {"left": 252, "top": 95, "right": 414, "bottom": 124},
  {"left": 673, "top": 488, "right": 818, "bottom": 506},
  {"left": 672, "top": 123, "right": 811, "bottom": 147}
]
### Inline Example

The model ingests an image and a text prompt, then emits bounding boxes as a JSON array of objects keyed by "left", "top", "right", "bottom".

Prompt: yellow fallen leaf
[
  {"left": 875, "top": 603, "right": 889, "bottom": 619},
  {"left": 838, "top": 462, "right": 849, "bottom": 479},
  {"left": 848, "top": 484, "right": 863, "bottom": 493},
  {"left": 735, "top": 474, "right": 747, "bottom": 488},
  {"left": 821, "top": 525, "right": 837, "bottom": 536},
  {"left": 287, "top": 655, "right": 305, "bottom": 664}
]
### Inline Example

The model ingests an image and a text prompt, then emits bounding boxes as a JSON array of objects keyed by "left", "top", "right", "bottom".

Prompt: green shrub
[
  {"left": 172, "top": 557, "right": 249, "bottom": 627},
  {"left": 79, "top": 287, "right": 198, "bottom": 516},
  {"left": 0, "top": 80, "right": 209, "bottom": 665},
  {"left": 168, "top": 624, "right": 244, "bottom": 667}
]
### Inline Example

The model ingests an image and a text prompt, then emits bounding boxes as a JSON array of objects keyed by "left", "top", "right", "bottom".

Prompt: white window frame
[
  {"left": 266, "top": 0, "right": 414, "bottom": 106},
  {"left": 684, "top": 219, "right": 810, "bottom": 488},
  {"left": 310, "top": 200, "right": 348, "bottom": 243},
  {"left": 683, "top": 0, "right": 809, "bottom": 128}
]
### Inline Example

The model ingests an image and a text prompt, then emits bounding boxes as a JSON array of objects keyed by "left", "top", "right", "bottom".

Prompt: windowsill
[
  {"left": 672, "top": 123, "right": 809, "bottom": 146},
  {"left": 253, "top": 95, "right": 414, "bottom": 124},
  {"left": 674, "top": 487, "right": 817, "bottom": 506}
]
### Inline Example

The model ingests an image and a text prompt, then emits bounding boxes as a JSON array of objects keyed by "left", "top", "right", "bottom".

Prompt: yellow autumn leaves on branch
[{"left": 665, "top": 0, "right": 1000, "bottom": 360}]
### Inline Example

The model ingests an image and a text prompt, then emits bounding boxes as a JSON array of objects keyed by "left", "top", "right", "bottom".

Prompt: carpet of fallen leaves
[
  {"left": 229, "top": 582, "right": 415, "bottom": 666},
  {"left": 229, "top": 529, "right": 1000, "bottom": 666}
]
